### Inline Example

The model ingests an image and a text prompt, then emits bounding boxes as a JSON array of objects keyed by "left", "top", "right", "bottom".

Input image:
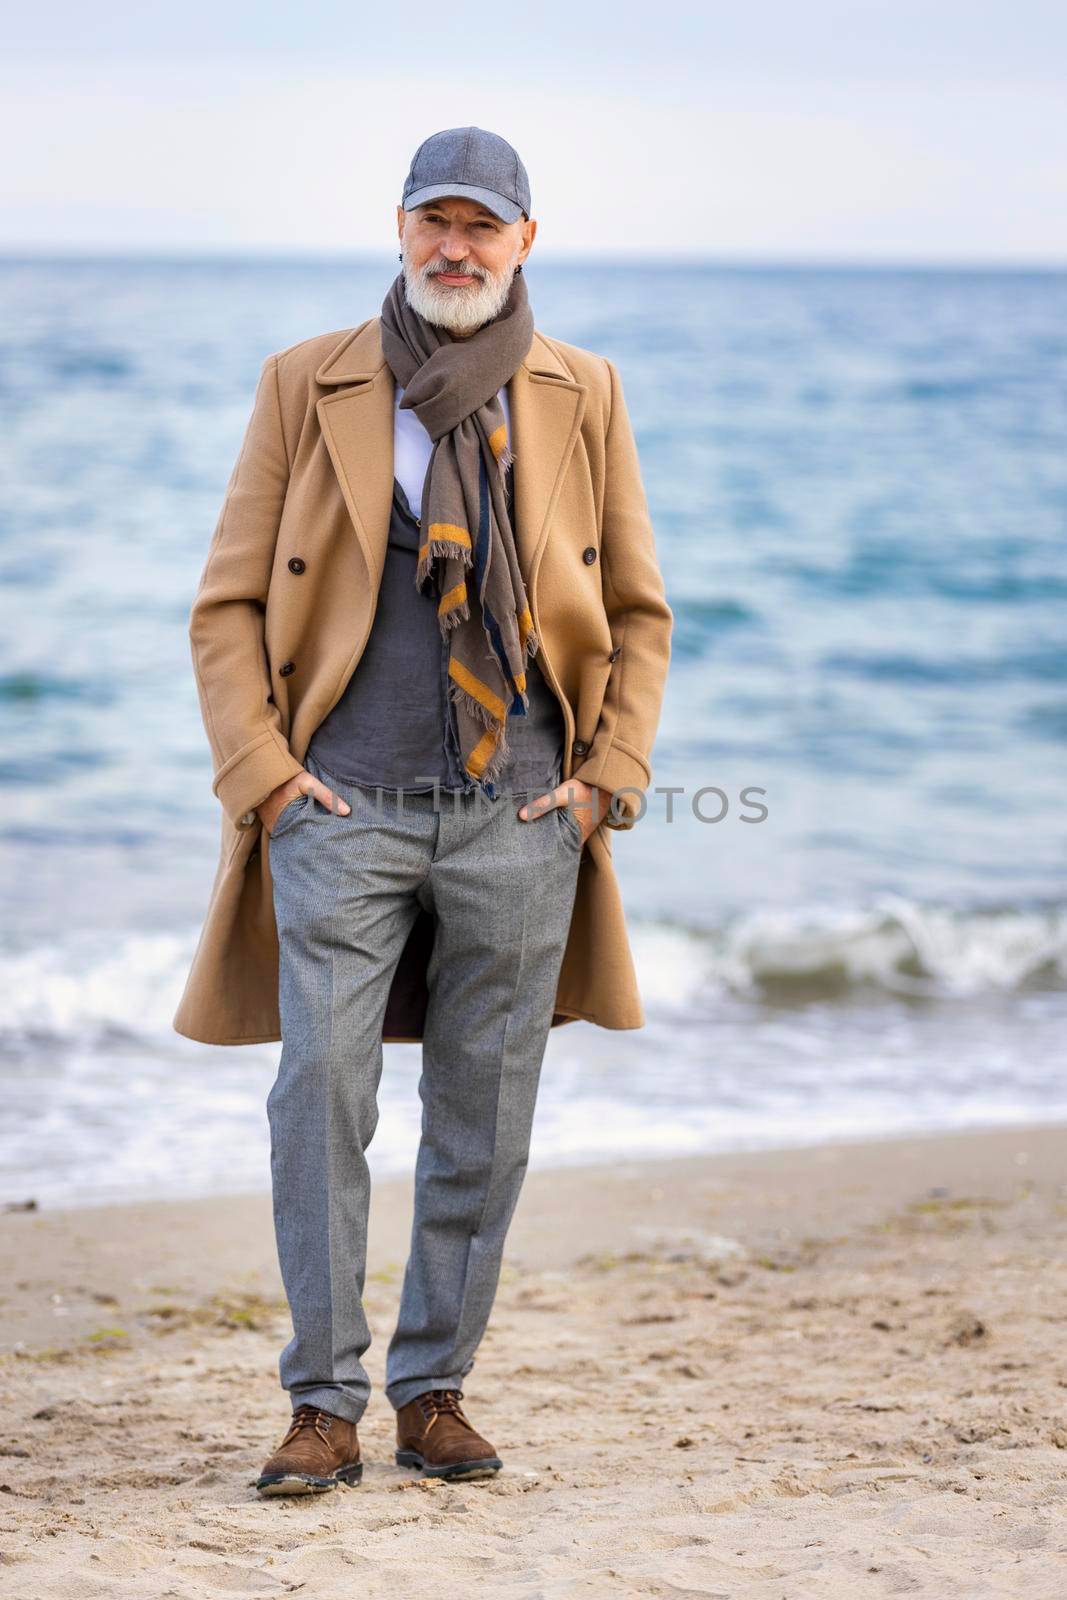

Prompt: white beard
[{"left": 401, "top": 243, "right": 516, "bottom": 334}]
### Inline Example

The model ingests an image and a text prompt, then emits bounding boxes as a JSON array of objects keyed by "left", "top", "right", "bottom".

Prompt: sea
[{"left": 1, "top": 255, "right": 1065, "bottom": 1208}]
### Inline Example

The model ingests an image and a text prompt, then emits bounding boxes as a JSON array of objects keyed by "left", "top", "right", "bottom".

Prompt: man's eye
[{"left": 421, "top": 215, "right": 494, "bottom": 231}]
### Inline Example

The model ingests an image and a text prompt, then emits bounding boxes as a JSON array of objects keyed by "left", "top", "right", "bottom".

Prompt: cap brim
[{"left": 401, "top": 182, "right": 524, "bottom": 225}]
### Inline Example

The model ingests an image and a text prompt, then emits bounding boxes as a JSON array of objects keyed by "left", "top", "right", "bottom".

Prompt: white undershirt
[{"left": 394, "top": 382, "right": 511, "bottom": 522}]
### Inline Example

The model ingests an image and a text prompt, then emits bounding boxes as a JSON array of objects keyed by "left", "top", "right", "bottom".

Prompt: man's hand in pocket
[{"left": 257, "top": 772, "right": 351, "bottom": 836}]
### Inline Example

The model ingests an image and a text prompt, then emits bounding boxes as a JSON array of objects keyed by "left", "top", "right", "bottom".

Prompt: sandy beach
[{"left": 1, "top": 1121, "right": 1065, "bottom": 1597}]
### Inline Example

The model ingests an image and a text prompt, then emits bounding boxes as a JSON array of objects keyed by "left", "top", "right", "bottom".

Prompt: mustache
[{"left": 424, "top": 262, "right": 488, "bottom": 281}]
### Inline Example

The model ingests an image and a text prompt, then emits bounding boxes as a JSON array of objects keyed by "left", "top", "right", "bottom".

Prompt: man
[{"left": 173, "top": 126, "right": 672, "bottom": 1496}]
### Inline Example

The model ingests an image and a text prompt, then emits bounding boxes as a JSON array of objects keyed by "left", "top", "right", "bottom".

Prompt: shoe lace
[
  {"left": 280, "top": 1404, "right": 339, "bottom": 1449},
  {"left": 416, "top": 1387, "right": 472, "bottom": 1433}
]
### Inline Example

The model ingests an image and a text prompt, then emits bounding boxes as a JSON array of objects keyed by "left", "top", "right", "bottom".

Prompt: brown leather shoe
[
  {"left": 395, "top": 1387, "right": 503, "bottom": 1480},
  {"left": 254, "top": 1404, "right": 363, "bottom": 1496}
]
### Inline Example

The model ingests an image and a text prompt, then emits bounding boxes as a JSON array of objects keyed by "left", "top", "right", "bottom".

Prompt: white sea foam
[
  {"left": 1, "top": 902, "right": 1064, "bottom": 1208},
  {"left": 629, "top": 898, "right": 1067, "bottom": 1005}
]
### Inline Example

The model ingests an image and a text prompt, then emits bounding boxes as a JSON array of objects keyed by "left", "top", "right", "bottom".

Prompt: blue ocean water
[{"left": 1, "top": 255, "right": 1065, "bottom": 1207}]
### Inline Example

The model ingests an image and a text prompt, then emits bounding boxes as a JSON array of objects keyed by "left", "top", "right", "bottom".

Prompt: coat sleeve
[
  {"left": 188, "top": 353, "right": 305, "bottom": 829},
  {"left": 569, "top": 356, "right": 673, "bottom": 829}
]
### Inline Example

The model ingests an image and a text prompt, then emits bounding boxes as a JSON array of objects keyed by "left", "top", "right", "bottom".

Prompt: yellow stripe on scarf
[
  {"left": 419, "top": 524, "right": 472, "bottom": 563},
  {"left": 438, "top": 581, "right": 467, "bottom": 618},
  {"left": 465, "top": 727, "right": 499, "bottom": 779},
  {"left": 449, "top": 658, "right": 507, "bottom": 722},
  {"left": 517, "top": 603, "right": 534, "bottom": 649},
  {"left": 488, "top": 424, "right": 508, "bottom": 460}
]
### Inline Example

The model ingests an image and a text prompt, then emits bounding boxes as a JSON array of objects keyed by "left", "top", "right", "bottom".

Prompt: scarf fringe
[
  {"left": 439, "top": 601, "right": 470, "bottom": 631},
  {"left": 424, "top": 538, "right": 474, "bottom": 562},
  {"left": 448, "top": 678, "right": 507, "bottom": 740},
  {"left": 447, "top": 679, "right": 516, "bottom": 780},
  {"left": 478, "top": 731, "right": 515, "bottom": 786},
  {"left": 416, "top": 540, "right": 474, "bottom": 593}
]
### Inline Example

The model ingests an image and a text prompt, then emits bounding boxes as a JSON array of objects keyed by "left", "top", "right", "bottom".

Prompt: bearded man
[{"left": 174, "top": 125, "right": 673, "bottom": 1495}]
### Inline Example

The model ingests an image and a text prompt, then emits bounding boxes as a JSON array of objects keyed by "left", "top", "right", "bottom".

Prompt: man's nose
[{"left": 440, "top": 232, "right": 471, "bottom": 261}]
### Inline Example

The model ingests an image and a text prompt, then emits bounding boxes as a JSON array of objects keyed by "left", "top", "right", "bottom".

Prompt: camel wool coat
[{"left": 172, "top": 316, "right": 673, "bottom": 1045}]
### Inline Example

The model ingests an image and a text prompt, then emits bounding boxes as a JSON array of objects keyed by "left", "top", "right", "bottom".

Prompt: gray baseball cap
[{"left": 401, "top": 126, "right": 531, "bottom": 224}]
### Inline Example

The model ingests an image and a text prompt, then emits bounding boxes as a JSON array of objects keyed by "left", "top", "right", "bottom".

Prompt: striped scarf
[{"left": 379, "top": 267, "right": 537, "bottom": 793}]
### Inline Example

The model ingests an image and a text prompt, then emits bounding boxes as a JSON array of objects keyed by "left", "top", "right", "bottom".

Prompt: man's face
[{"left": 396, "top": 197, "right": 536, "bottom": 335}]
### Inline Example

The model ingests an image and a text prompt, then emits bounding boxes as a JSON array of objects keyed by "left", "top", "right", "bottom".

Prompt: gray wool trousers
[{"left": 265, "top": 747, "right": 584, "bottom": 1422}]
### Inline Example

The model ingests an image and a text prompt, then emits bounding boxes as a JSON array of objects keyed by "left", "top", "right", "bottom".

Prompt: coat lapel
[
  {"left": 314, "top": 327, "right": 395, "bottom": 591},
  {"left": 509, "top": 336, "right": 588, "bottom": 595},
  {"left": 314, "top": 316, "right": 587, "bottom": 604}
]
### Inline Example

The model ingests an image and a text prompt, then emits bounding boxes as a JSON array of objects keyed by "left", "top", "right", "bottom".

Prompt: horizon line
[{"left": 1, "top": 247, "right": 1065, "bottom": 274}]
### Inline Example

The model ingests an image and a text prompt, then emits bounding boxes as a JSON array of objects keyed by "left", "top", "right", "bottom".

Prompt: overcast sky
[{"left": 4, "top": 1, "right": 1066, "bottom": 262}]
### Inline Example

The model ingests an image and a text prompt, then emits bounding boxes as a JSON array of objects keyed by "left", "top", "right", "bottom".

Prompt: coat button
[
  {"left": 582, "top": 546, "right": 597, "bottom": 564},
  {"left": 288, "top": 556, "right": 306, "bottom": 574},
  {"left": 608, "top": 645, "right": 622, "bottom": 662},
  {"left": 572, "top": 738, "right": 590, "bottom": 757},
  {"left": 279, "top": 660, "right": 295, "bottom": 676}
]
